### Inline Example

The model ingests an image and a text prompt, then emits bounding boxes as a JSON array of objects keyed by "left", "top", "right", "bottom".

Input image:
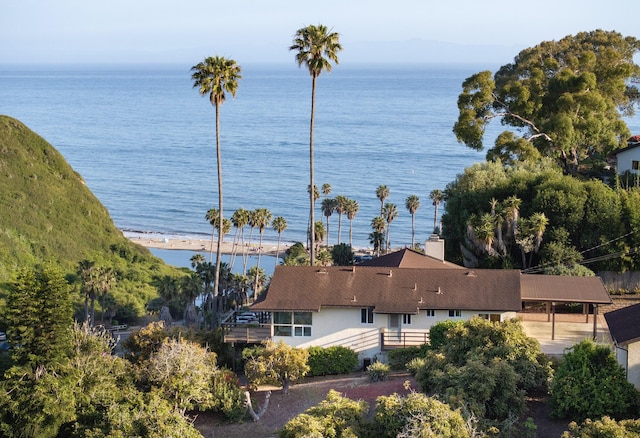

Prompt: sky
[{"left": 1, "top": 0, "right": 639, "bottom": 66}]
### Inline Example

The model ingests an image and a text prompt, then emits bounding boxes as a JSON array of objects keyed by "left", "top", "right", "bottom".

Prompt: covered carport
[{"left": 520, "top": 274, "right": 612, "bottom": 340}]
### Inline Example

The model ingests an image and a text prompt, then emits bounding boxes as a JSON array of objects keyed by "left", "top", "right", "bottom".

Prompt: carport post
[
  {"left": 592, "top": 304, "right": 598, "bottom": 340},
  {"left": 551, "top": 302, "right": 556, "bottom": 341}
]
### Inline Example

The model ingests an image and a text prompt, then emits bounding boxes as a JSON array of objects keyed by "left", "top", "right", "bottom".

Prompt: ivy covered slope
[{"left": 0, "top": 116, "right": 179, "bottom": 318}]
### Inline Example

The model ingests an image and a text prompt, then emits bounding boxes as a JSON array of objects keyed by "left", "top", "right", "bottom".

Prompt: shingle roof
[
  {"left": 358, "top": 248, "right": 464, "bottom": 269},
  {"left": 605, "top": 303, "right": 640, "bottom": 346},
  {"left": 252, "top": 266, "right": 522, "bottom": 314},
  {"left": 521, "top": 275, "right": 612, "bottom": 304}
]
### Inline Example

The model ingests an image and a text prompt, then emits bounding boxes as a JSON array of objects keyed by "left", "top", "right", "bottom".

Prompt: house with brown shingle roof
[
  {"left": 223, "top": 248, "right": 611, "bottom": 364},
  {"left": 605, "top": 303, "right": 640, "bottom": 389},
  {"left": 248, "top": 265, "right": 522, "bottom": 361}
]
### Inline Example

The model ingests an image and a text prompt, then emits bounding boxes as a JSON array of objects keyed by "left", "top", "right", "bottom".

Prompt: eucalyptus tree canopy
[{"left": 453, "top": 30, "right": 640, "bottom": 174}]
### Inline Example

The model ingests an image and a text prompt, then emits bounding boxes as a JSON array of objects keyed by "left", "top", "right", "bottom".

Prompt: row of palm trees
[{"left": 368, "top": 185, "right": 445, "bottom": 255}]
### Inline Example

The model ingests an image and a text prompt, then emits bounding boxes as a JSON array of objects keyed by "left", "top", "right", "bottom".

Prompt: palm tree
[
  {"left": 370, "top": 216, "right": 386, "bottom": 257},
  {"left": 247, "top": 266, "right": 267, "bottom": 301},
  {"left": 246, "top": 210, "right": 258, "bottom": 275},
  {"left": 291, "top": 24, "right": 342, "bottom": 266},
  {"left": 383, "top": 203, "right": 398, "bottom": 252},
  {"left": 78, "top": 261, "right": 115, "bottom": 326},
  {"left": 405, "top": 195, "right": 420, "bottom": 248},
  {"left": 369, "top": 231, "right": 384, "bottom": 257},
  {"left": 321, "top": 183, "right": 332, "bottom": 198},
  {"left": 252, "top": 208, "right": 272, "bottom": 272},
  {"left": 504, "top": 195, "right": 522, "bottom": 239},
  {"left": 230, "top": 208, "right": 249, "bottom": 270},
  {"left": 376, "top": 185, "right": 390, "bottom": 216},
  {"left": 272, "top": 216, "right": 288, "bottom": 269},
  {"left": 78, "top": 259, "right": 96, "bottom": 324},
  {"left": 191, "top": 56, "right": 241, "bottom": 328},
  {"left": 312, "top": 220, "right": 326, "bottom": 254},
  {"left": 429, "top": 189, "right": 443, "bottom": 234},
  {"left": 334, "top": 195, "right": 348, "bottom": 245},
  {"left": 205, "top": 207, "right": 219, "bottom": 262},
  {"left": 190, "top": 253, "right": 205, "bottom": 269},
  {"left": 345, "top": 198, "right": 359, "bottom": 247},
  {"left": 321, "top": 197, "right": 336, "bottom": 246},
  {"left": 306, "top": 184, "right": 320, "bottom": 256}
]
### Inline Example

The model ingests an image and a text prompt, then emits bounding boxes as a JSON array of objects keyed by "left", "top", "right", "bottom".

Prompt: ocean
[{"left": 2, "top": 63, "right": 639, "bottom": 270}]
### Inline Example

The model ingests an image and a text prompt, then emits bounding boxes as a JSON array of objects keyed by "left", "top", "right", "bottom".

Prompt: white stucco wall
[
  {"left": 626, "top": 342, "right": 640, "bottom": 390},
  {"left": 616, "top": 147, "right": 640, "bottom": 174},
  {"left": 270, "top": 308, "right": 517, "bottom": 361}
]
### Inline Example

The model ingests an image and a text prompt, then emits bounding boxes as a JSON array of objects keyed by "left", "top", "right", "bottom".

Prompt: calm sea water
[{"left": 2, "top": 63, "right": 639, "bottom": 265}]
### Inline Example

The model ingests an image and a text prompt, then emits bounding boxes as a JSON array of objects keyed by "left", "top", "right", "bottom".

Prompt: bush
[
  {"left": 562, "top": 416, "right": 640, "bottom": 437},
  {"left": 428, "top": 320, "right": 462, "bottom": 350},
  {"left": 406, "top": 357, "right": 426, "bottom": 376},
  {"left": 279, "top": 390, "right": 368, "bottom": 438},
  {"left": 307, "top": 345, "right": 359, "bottom": 376},
  {"left": 387, "top": 344, "right": 430, "bottom": 370},
  {"left": 367, "top": 362, "right": 390, "bottom": 382},
  {"left": 550, "top": 339, "right": 639, "bottom": 422},
  {"left": 210, "top": 368, "right": 246, "bottom": 422},
  {"left": 372, "top": 391, "right": 468, "bottom": 438}
]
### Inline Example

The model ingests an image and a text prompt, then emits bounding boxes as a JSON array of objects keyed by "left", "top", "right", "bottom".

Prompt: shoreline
[{"left": 124, "top": 231, "right": 373, "bottom": 257}]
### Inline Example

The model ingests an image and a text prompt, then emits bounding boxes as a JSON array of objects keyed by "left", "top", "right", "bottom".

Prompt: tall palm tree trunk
[
  {"left": 411, "top": 214, "right": 415, "bottom": 248},
  {"left": 275, "top": 233, "right": 282, "bottom": 269},
  {"left": 309, "top": 75, "right": 317, "bottom": 266},
  {"left": 212, "top": 104, "right": 222, "bottom": 328}
]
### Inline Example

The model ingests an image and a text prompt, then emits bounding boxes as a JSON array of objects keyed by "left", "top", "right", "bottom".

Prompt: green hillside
[{"left": 0, "top": 115, "right": 180, "bottom": 322}]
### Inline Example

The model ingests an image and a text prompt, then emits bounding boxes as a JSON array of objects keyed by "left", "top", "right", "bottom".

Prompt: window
[
  {"left": 361, "top": 308, "right": 374, "bottom": 324},
  {"left": 274, "top": 311, "right": 312, "bottom": 337},
  {"left": 402, "top": 314, "right": 412, "bottom": 325},
  {"left": 633, "top": 160, "right": 640, "bottom": 170},
  {"left": 448, "top": 309, "right": 462, "bottom": 318},
  {"left": 425, "top": 309, "right": 436, "bottom": 317},
  {"left": 478, "top": 313, "right": 501, "bottom": 322}
]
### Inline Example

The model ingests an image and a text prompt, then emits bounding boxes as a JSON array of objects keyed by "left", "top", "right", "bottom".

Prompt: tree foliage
[
  {"left": 145, "top": 338, "right": 218, "bottom": 414},
  {"left": 441, "top": 159, "right": 639, "bottom": 271},
  {"left": 562, "top": 416, "right": 640, "bottom": 438},
  {"left": 453, "top": 30, "right": 640, "bottom": 174},
  {"left": 550, "top": 339, "right": 639, "bottom": 422},
  {"left": 243, "top": 340, "right": 310, "bottom": 394},
  {"left": 372, "top": 390, "right": 468, "bottom": 438},
  {"left": 5, "top": 266, "right": 73, "bottom": 368},
  {"left": 279, "top": 389, "right": 368, "bottom": 438},
  {"left": 415, "top": 318, "right": 551, "bottom": 425},
  {"left": 331, "top": 243, "right": 355, "bottom": 266}
]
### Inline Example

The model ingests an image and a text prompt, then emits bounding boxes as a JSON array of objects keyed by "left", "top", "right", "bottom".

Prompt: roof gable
[
  {"left": 358, "top": 248, "right": 464, "bottom": 269},
  {"left": 605, "top": 303, "right": 640, "bottom": 346}
]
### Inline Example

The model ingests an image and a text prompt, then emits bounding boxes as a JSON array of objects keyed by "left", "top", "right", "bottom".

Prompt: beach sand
[
  {"left": 127, "top": 234, "right": 372, "bottom": 258},
  {"left": 128, "top": 235, "right": 282, "bottom": 256}
]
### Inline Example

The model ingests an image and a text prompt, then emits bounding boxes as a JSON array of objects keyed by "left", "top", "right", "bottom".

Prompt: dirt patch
[{"left": 194, "top": 372, "right": 572, "bottom": 438}]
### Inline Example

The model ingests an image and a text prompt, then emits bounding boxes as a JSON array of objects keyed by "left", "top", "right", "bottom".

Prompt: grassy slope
[{"left": 0, "top": 115, "right": 181, "bottom": 322}]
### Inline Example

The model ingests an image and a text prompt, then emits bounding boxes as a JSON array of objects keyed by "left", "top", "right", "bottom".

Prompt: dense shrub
[
  {"left": 372, "top": 391, "right": 468, "bottom": 438},
  {"left": 387, "top": 344, "right": 430, "bottom": 370},
  {"left": 550, "top": 339, "right": 639, "bottom": 422},
  {"left": 307, "top": 345, "right": 359, "bottom": 376},
  {"left": 209, "top": 368, "right": 246, "bottom": 422},
  {"left": 367, "top": 362, "right": 390, "bottom": 382},
  {"left": 415, "top": 317, "right": 552, "bottom": 424},
  {"left": 279, "top": 390, "right": 368, "bottom": 438},
  {"left": 428, "top": 319, "right": 462, "bottom": 350},
  {"left": 562, "top": 416, "right": 640, "bottom": 437}
]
